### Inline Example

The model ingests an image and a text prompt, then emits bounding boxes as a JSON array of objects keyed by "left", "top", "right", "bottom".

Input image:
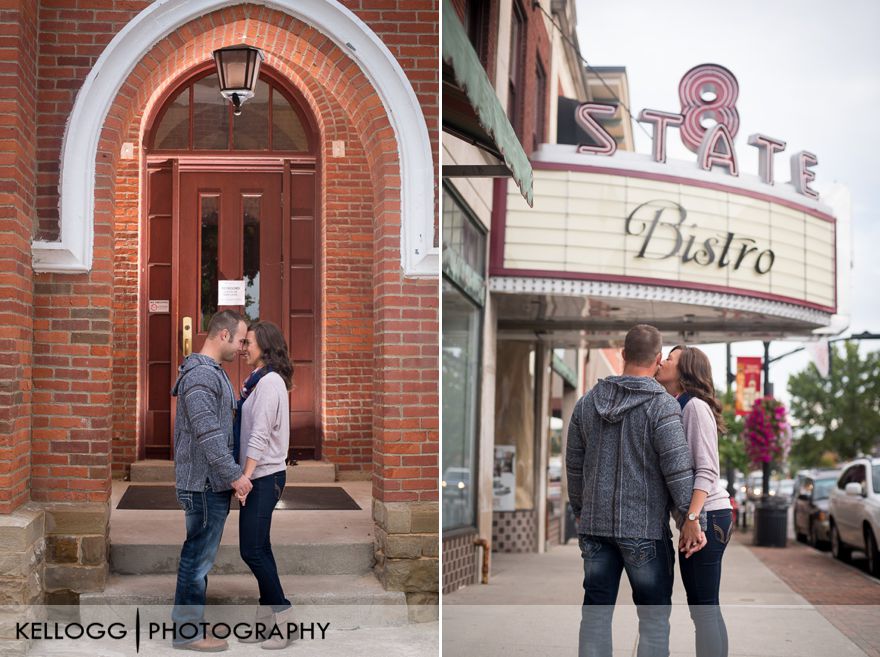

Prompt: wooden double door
[{"left": 142, "top": 163, "right": 320, "bottom": 461}]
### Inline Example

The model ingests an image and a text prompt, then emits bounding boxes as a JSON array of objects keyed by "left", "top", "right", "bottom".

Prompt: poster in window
[{"left": 493, "top": 445, "right": 516, "bottom": 511}]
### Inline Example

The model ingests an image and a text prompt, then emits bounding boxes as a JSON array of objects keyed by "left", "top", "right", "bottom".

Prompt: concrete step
[
  {"left": 78, "top": 573, "right": 410, "bottom": 629},
  {"left": 130, "top": 459, "right": 337, "bottom": 484},
  {"left": 110, "top": 538, "right": 375, "bottom": 576},
  {"left": 110, "top": 480, "right": 376, "bottom": 576}
]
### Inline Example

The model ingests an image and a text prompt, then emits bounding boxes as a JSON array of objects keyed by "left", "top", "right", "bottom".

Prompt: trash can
[{"left": 754, "top": 500, "right": 788, "bottom": 547}]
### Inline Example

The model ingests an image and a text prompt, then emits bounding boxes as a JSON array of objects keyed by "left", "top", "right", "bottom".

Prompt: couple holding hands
[
  {"left": 170, "top": 310, "right": 294, "bottom": 652},
  {"left": 567, "top": 324, "right": 733, "bottom": 657}
]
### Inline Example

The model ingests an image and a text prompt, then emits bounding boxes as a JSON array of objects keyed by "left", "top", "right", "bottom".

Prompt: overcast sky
[{"left": 575, "top": 0, "right": 880, "bottom": 408}]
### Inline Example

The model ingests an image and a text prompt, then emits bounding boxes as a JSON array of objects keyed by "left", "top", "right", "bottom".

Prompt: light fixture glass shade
[{"left": 212, "top": 46, "right": 264, "bottom": 113}]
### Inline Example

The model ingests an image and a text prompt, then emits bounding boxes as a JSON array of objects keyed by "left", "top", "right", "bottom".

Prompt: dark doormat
[{"left": 116, "top": 485, "right": 361, "bottom": 511}]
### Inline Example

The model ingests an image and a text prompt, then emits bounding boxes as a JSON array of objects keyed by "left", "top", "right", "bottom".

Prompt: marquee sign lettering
[
  {"left": 575, "top": 64, "right": 820, "bottom": 200},
  {"left": 625, "top": 200, "right": 776, "bottom": 275}
]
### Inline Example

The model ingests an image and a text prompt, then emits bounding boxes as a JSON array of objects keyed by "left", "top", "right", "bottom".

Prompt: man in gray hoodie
[
  {"left": 170, "top": 310, "right": 253, "bottom": 652},
  {"left": 566, "top": 324, "right": 704, "bottom": 657}
]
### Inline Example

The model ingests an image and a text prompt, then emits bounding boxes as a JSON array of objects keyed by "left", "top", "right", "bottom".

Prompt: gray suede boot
[
  {"left": 261, "top": 607, "right": 298, "bottom": 650},
  {"left": 238, "top": 606, "right": 274, "bottom": 644}
]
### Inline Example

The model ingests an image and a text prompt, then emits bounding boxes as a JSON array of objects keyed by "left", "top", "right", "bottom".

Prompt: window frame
[
  {"left": 441, "top": 188, "right": 487, "bottom": 534},
  {"left": 507, "top": 0, "right": 525, "bottom": 139},
  {"left": 442, "top": 277, "right": 484, "bottom": 533},
  {"left": 534, "top": 57, "right": 547, "bottom": 148},
  {"left": 147, "top": 69, "right": 315, "bottom": 155}
]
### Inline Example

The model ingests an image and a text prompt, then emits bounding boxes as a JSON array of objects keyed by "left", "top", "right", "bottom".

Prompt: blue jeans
[
  {"left": 578, "top": 533, "right": 675, "bottom": 657},
  {"left": 171, "top": 485, "right": 232, "bottom": 646},
  {"left": 679, "top": 509, "right": 733, "bottom": 657},
  {"left": 239, "top": 470, "right": 290, "bottom": 612}
]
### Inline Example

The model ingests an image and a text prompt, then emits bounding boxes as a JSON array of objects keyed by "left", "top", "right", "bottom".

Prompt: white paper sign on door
[{"left": 217, "top": 280, "right": 246, "bottom": 306}]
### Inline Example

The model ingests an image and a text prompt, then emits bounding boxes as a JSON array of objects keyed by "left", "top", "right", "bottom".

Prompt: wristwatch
[{"left": 687, "top": 512, "right": 698, "bottom": 522}]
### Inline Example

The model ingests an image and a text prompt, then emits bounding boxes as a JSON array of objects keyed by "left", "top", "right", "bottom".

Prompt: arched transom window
[{"left": 149, "top": 72, "right": 313, "bottom": 153}]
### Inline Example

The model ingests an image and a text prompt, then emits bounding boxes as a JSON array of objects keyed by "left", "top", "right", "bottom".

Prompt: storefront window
[
  {"left": 442, "top": 186, "right": 486, "bottom": 532},
  {"left": 494, "top": 341, "right": 535, "bottom": 510},
  {"left": 442, "top": 280, "right": 481, "bottom": 530}
]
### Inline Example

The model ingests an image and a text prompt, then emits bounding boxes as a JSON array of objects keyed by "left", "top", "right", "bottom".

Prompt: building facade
[
  {"left": 441, "top": 1, "right": 850, "bottom": 596},
  {"left": 0, "top": 0, "right": 438, "bottom": 613},
  {"left": 441, "top": 0, "right": 613, "bottom": 594}
]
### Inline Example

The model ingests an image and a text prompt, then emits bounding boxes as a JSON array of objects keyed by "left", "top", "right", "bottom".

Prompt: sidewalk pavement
[{"left": 443, "top": 528, "right": 876, "bottom": 657}]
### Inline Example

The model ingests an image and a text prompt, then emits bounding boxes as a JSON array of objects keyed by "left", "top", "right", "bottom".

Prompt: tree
[{"left": 787, "top": 342, "right": 880, "bottom": 463}]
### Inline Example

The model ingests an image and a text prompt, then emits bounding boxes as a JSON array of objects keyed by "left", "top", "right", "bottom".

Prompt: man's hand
[
  {"left": 679, "top": 519, "right": 706, "bottom": 558},
  {"left": 232, "top": 475, "right": 252, "bottom": 498}
]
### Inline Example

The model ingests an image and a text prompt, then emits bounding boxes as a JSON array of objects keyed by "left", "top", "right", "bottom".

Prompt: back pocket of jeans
[
  {"left": 273, "top": 479, "right": 285, "bottom": 503},
  {"left": 578, "top": 535, "right": 602, "bottom": 559},
  {"left": 713, "top": 519, "right": 734, "bottom": 544},
  {"left": 618, "top": 538, "right": 657, "bottom": 568}
]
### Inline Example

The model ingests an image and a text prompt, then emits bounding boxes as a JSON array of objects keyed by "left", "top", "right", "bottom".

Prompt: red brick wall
[
  {"left": 452, "top": 0, "right": 500, "bottom": 76},
  {"left": 321, "top": 131, "right": 375, "bottom": 474},
  {"left": 516, "top": 0, "right": 551, "bottom": 155},
  {"left": 20, "top": 2, "right": 438, "bottom": 503},
  {"left": 0, "top": 0, "right": 37, "bottom": 514}
]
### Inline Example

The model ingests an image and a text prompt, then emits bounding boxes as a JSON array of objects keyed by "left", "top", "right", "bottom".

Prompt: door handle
[{"left": 182, "top": 316, "right": 193, "bottom": 357}]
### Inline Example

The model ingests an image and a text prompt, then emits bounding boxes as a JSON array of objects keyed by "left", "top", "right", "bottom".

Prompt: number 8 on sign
[{"left": 678, "top": 64, "right": 739, "bottom": 153}]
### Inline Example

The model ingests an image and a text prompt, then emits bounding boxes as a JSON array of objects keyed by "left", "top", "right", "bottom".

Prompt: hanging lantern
[{"left": 212, "top": 45, "right": 264, "bottom": 115}]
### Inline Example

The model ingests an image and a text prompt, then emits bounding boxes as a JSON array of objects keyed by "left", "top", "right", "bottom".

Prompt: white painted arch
[{"left": 33, "top": 0, "right": 437, "bottom": 277}]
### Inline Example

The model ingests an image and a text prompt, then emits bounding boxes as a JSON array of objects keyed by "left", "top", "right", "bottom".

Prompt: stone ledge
[
  {"left": 42, "top": 503, "right": 109, "bottom": 536},
  {"left": 44, "top": 563, "right": 107, "bottom": 593},
  {"left": 0, "top": 570, "right": 42, "bottom": 606},
  {"left": 372, "top": 500, "right": 438, "bottom": 535},
  {"left": 0, "top": 506, "right": 45, "bottom": 553},
  {"left": 375, "top": 528, "right": 438, "bottom": 559},
  {"left": 375, "top": 556, "right": 438, "bottom": 593},
  {"left": 405, "top": 592, "right": 439, "bottom": 621}
]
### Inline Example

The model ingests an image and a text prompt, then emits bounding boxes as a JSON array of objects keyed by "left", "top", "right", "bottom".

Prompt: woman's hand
[
  {"left": 236, "top": 491, "right": 249, "bottom": 507},
  {"left": 679, "top": 524, "right": 707, "bottom": 558}
]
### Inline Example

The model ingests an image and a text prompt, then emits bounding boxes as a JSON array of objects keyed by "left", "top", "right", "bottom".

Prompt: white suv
[{"left": 828, "top": 457, "right": 880, "bottom": 576}]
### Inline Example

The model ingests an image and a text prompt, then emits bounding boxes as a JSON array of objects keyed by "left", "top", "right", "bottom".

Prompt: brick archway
[
  {"left": 22, "top": 2, "right": 437, "bottom": 603},
  {"left": 34, "top": 0, "right": 436, "bottom": 277},
  {"left": 94, "top": 5, "right": 435, "bottom": 497}
]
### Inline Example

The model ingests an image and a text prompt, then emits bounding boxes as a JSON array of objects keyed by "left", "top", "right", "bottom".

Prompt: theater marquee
[{"left": 494, "top": 152, "right": 836, "bottom": 314}]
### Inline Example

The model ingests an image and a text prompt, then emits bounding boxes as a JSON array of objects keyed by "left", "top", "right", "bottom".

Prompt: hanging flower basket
[
  {"left": 743, "top": 396, "right": 792, "bottom": 467},
  {"left": 744, "top": 396, "right": 792, "bottom": 547}
]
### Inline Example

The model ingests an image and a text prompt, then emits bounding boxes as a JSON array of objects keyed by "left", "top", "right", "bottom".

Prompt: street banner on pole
[
  {"left": 736, "top": 357, "right": 763, "bottom": 415},
  {"left": 805, "top": 340, "right": 830, "bottom": 377}
]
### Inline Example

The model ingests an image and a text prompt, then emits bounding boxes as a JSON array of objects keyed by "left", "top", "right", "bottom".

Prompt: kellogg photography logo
[{"left": 16, "top": 610, "right": 330, "bottom": 653}]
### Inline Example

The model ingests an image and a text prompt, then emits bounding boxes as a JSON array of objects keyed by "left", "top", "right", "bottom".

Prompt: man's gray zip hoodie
[
  {"left": 566, "top": 375, "right": 701, "bottom": 540},
  {"left": 171, "top": 353, "right": 243, "bottom": 491}
]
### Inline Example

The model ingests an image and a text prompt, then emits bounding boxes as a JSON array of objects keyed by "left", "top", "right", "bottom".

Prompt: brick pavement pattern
[{"left": 736, "top": 530, "right": 880, "bottom": 656}]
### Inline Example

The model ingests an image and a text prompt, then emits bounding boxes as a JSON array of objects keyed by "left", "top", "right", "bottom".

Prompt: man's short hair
[
  {"left": 623, "top": 324, "right": 662, "bottom": 366},
  {"left": 206, "top": 310, "right": 245, "bottom": 340}
]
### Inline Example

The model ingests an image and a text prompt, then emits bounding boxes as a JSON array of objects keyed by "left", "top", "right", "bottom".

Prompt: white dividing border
[{"left": 33, "top": 0, "right": 437, "bottom": 277}]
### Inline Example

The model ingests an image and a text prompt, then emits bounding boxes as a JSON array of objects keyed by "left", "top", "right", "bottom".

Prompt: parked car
[
  {"left": 792, "top": 468, "right": 814, "bottom": 503},
  {"left": 793, "top": 469, "right": 840, "bottom": 549},
  {"left": 828, "top": 457, "right": 880, "bottom": 576}
]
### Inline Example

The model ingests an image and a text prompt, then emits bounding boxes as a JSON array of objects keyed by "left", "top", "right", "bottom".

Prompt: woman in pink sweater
[
  {"left": 656, "top": 345, "right": 732, "bottom": 657},
  {"left": 236, "top": 321, "right": 295, "bottom": 649}
]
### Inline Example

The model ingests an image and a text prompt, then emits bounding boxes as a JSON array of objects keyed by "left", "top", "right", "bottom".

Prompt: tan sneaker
[
  {"left": 173, "top": 636, "right": 229, "bottom": 652},
  {"left": 261, "top": 607, "right": 298, "bottom": 650},
  {"left": 238, "top": 605, "right": 274, "bottom": 644}
]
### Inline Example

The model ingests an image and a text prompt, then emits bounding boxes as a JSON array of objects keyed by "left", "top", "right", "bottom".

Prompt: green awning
[{"left": 442, "top": 0, "right": 533, "bottom": 206}]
